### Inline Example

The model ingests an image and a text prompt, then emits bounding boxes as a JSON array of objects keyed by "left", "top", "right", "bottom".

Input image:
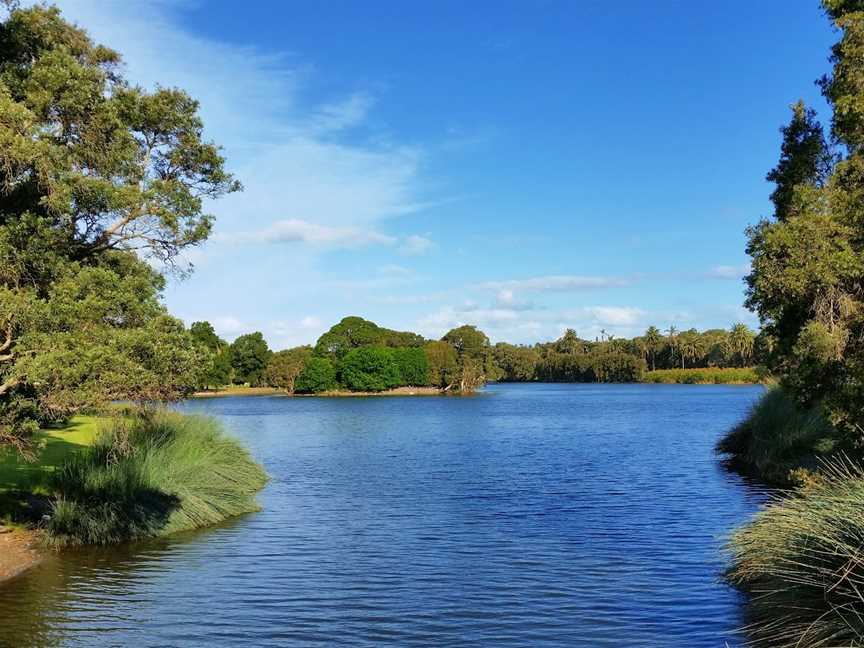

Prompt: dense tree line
[{"left": 192, "top": 316, "right": 758, "bottom": 393}]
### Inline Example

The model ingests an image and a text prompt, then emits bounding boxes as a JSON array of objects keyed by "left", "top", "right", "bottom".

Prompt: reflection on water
[{"left": 0, "top": 384, "right": 767, "bottom": 647}]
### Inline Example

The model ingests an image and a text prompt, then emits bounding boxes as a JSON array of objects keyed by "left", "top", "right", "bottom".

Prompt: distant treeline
[{"left": 188, "top": 317, "right": 760, "bottom": 394}]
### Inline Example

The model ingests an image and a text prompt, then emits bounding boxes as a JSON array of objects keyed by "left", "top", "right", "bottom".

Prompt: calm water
[{"left": 0, "top": 383, "right": 767, "bottom": 647}]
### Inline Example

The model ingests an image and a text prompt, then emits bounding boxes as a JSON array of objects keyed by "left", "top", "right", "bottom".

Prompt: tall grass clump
[
  {"left": 643, "top": 367, "right": 762, "bottom": 384},
  {"left": 715, "top": 387, "right": 838, "bottom": 486},
  {"left": 46, "top": 411, "right": 267, "bottom": 546},
  {"left": 727, "top": 459, "right": 864, "bottom": 647}
]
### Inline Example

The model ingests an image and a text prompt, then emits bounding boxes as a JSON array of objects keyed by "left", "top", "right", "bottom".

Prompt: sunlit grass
[
  {"left": 46, "top": 410, "right": 268, "bottom": 546},
  {"left": 726, "top": 458, "right": 864, "bottom": 647},
  {"left": 643, "top": 367, "right": 761, "bottom": 384}
]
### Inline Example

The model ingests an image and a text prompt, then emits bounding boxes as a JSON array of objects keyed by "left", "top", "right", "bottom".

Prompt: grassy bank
[
  {"left": 46, "top": 411, "right": 267, "bottom": 546},
  {"left": 0, "top": 417, "right": 101, "bottom": 523},
  {"left": 715, "top": 387, "right": 839, "bottom": 487},
  {"left": 643, "top": 367, "right": 762, "bottom": 384},
  {"left": 726, "top": 460, "right": 864, "bottom": 647}
]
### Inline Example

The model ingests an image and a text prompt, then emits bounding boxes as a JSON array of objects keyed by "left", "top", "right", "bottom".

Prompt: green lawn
[{"left": 0, "top": 416, "right": 101, "bottom": 498}]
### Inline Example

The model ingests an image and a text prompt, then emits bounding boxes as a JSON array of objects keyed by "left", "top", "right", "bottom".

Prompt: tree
[
  {"left": 743, "top": 1, "right": 864, "bottom": 435},
  {"left": 726, "top": 323, "right": 756, "bottom": 368},
  {"left": 0, "top": 6, "right": 239, "bottom": 266},
  {"left": 294, "top": 357, "right": 337, "bottom": 393},
  {"left": 677, "top": 329, "right": 705, "bottom": 369},
  {"left": 424, "top": 341, "right": 459, "bottom": 389},
  {"left": 339, "top": 347, "right": 401, "bottom": 392},
  {"left": 190, "top": 321, "right": 231, "bottom": 388},
  {"left": 766, "top": 101, "right": 833, "bottom": 222},
  {"left": 442, "top": 325, "right": 495, "bottom": 391},
  {"left": 0, "top": 5, "right": 238, "bottom": 451},
  {"left": 643, "top": 326, "right": 663, "bottom": 371},
  {"left": 391, "top": 347, "right": 431, "bottom": 386},
  {"left": 230, "top": 332, "right": 271, "bottom": 386},
  {"left": 263, "top": 346, "right": 312, "bottom": 392},
  {"left": 493, "top": 343, "right": 539, "bottom": 381}
]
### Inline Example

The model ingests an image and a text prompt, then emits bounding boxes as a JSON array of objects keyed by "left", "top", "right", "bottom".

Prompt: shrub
[
  {"left": 294, "top": 357, "right": 338, "bottom": 393},
  {"left": 339, "top": 347, "right": 401, "bottom": 392},
  {"left": 726, "top": 459, "right": 864, "bottom": 647},
  {"left": 46, "top": 411, "right": 267, "bottom": 546},
  {"left": 715, "top": 387, "right": 838, "bottom": 486}
]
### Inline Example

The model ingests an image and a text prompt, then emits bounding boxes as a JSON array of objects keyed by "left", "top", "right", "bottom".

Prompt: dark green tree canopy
[
  {"left": 314, "top": 316, "right": 425, "bottom": 358},
  {"left": 339, "top": 347, "right": 401, "bottom": 392},
  {"left": 229, "top": 332, "right": 271, "bottom": 386}
]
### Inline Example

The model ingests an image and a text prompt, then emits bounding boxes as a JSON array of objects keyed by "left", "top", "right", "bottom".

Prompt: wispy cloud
[
  {"left": 480, "top": 275, "right": 632, "bottom": 293},
  {"left": 233, "top": 219, "right": 397, "bottom": 248},
  {"left": 708, "top": 264, "right": 750, "bottom": 280},
  {"left": 399, "top": 234, "right": 434, "bottom": 256}
]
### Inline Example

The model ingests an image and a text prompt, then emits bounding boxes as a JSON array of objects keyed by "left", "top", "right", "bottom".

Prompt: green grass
[
  {"left": 0, "top": 416, "right": 103, "bottom": 524},
  {"left": 643, "top": 367, "right": 762, "bottom": 384},
  {"left": 726, "top": 459, "right": 864, "bottom": 647},
  {"left": 715, "top": 387, "right": 839, "bottom": 486},
  {"left": 46, "top": 410, "right": 267, "bottom": 546}
]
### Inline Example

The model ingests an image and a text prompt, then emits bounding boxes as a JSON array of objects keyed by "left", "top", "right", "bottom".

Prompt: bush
[
  {"left": 726, "top": 459, "right": 864, "bottom": 647},
  {"left": 294, "top": 357, "right": 338, "bottom": 393},
  {"left": 643, "top": 367, "right": 762, "bottom": 384},
  {"left": 339, "top": 347, "right": 401, "bottom": 392},
  {"left": 715, "top": 387, "right": 838, "bottom": 486},
  {"left": 46, "top": 411, "right": 267, "bottom": 546}
]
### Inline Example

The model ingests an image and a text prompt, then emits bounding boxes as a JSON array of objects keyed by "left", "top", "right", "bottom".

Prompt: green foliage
[
  {"left": 725, "top": 459, "right": 864, "bottom": 647},
  {"left": 716, "top": 387, "right": 838, "bottom": 487},
  {"left": 46, "top": 411, "right": 267, "bottom": 546},
  {"left": 229, "top": 332, "right": 271, "bottom": 386},
  {"left": 0, "top": 4, "right": 237, "bottom": 450},
  {"left": 741, "top": 3, "right": 864, "bottom": 439},
  {"left": 338, "top": 347, "right": 401, "bottom": 392},
  {"left": 294, "top": 357, "right": 338, "bottom": 393},
  {"left": 189, "top": 320, "right": 231, "bottom": 388},
  {"left": 391, "top": 347, "right": 430, "bottom": 386},
  {"left": 424, "top": 341, "right": 459, "bottom": 389},
  {"left": 313, "top": 316, "right": 425, "bottom": 359},
  {"left": 643, "top": 367, "right": 761, "bottom": 384},
  {"left": 262, "top": 346, "right": 312, "bottom": 392},
  {"left": 441, "top": 325, "right": 497, "bottom": 391},
  {"left": 493, "top": 343, "right": 539, "bottom": 382}
]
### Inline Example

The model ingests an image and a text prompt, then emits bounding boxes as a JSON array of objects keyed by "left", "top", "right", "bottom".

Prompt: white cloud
[
  {"left": 399, "top": 234, "right": 434, "bottom": 256},
  {"left": 480, "top": 275, "right": 631, "bottom": 293},
  {"left": 708, "top": 264, "right": 750, "bottom": 280},
  {"left": 583, "top": 306, "right": 645, "bottom": 327},
  {"left": 235, "top": 218, "right": 397, "bottom": 248}
]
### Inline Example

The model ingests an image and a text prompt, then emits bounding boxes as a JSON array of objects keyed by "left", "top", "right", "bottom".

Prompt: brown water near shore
[{"left": 0, "top": 529, "right": 42, "bottom": 585}]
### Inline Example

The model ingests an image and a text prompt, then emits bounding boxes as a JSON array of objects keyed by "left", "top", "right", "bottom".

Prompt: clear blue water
[{"left": 0, "top": 383, "right": 767, "bottom": 647}]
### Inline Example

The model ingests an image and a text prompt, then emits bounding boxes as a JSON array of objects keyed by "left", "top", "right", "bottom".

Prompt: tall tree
[
  {"left": 229, "top": 332, "right": 271, "bottom": 386},
  {"left": 766, "top": 101, "right": 833, "bottom": 221},
  {"left": 643, "top": 326, "right": 663, "bottom": 371},
  {"left": 0, "top": 5, "right": 237, "bottom": 450}
]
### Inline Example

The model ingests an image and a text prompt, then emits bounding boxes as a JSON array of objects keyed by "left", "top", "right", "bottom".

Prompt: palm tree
[
  {"left": 728, "top": 323, "right": 755, "bottom": 367},
  {"left": 644, "top": 326, "right": 662, "bottom": 371},
  {"left": 666, "top": 325, "right": 679, "bottom": 369}
]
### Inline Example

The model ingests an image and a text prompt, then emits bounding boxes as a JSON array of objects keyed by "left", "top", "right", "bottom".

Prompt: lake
[{"left": 0, "top": 383, "right": 767, "bottom": 647}]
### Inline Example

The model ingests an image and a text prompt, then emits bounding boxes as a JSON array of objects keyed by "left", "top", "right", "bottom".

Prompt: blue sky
[{"left": 55, "top": 1, "right": 834, "bottom": 348}]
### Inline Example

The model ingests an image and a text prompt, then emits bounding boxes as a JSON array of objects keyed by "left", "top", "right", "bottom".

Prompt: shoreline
[
  {"left": 0, "top": 529, "right": 43, "bottom": 585},
  {"left": 193, "top": 386, "right": 447, "bottom": 398}
]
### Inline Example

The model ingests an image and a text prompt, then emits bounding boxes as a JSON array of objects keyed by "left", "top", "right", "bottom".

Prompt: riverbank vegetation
[
  {"left": 46, "top": 411, "right": 267, "bottom": 546},
  {"left": 191, "top": 317, "right": 762, "bottom": 395},
  {"left": 719, "top": 2, "right": 864, "bottom": 644},
  {"left": 0, "top": 4, "right": 265, "bottom": 544}
]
